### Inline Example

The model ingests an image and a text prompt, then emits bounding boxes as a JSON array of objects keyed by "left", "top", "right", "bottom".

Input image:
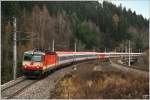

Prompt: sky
[{"left": 98, "top": 0, "right": 149, "bottom": 19}]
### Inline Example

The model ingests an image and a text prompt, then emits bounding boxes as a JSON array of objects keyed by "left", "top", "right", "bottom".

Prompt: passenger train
[{"left": 21, "top": 49, "right": 143, "bottom": 78}]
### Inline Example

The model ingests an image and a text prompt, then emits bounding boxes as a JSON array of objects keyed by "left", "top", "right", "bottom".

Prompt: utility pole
[
  {"left": 93, "top": 47, "right": 95, "bottom": 52},
  {"left": 74, "top": 42, "right": 76, "bottom": 52},
  {"left": 131, "top": 48, "right": 132, "bottom": 61},
  {"left": 13, "top": 17, "right": 17, "bottom": 80},
  {"left": 105, "top": 48, "right": 106, "bottom": 52},
  {"left": 125, "top": 46, "right": 127, "bottom": 53},
  {"left": 125, "top": 46, "right": 127, "bottom": 60},
  {"left": 101, "top": 0, "right": 104, "bottom": 8},
  {"left": 128, "top": 40, "right": 131, "bottom": 66},
  {"left": 52, "top": 39, "right": 55, "bottom": 52},
  {"left": 139, "top": 49, "right": 140, "bottom": 53}
]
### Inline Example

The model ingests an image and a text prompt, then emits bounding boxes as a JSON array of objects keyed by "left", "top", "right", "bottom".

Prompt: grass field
[{"left": 51, "top": 70, "right": 149, "bottom": 99}]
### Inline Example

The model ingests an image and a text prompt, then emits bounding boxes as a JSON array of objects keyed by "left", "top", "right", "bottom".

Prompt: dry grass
[{"left": 50, "top": 71, "right": 149, "bottom": 99}]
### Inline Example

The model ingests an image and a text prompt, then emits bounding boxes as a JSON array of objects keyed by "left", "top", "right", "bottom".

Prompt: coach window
[
  {"left": 62, "top": 57, "right": 64, "bottom": 60},
  {"left": 59, "top": 57, "right": 61, "bottom": 61}
]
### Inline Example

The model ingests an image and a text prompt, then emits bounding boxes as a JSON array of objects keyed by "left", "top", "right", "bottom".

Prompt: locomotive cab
[{"left": 22, "top": 51, "right": 45, "bottom": 77}]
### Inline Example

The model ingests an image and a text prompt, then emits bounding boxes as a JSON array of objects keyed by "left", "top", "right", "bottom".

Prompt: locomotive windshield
[
  {"left": 31, "top": 55, "right": 42, "bottom": 62},
  {"left": 24, "top": 54, "right": 32, "bottom": 61},
  {"left": 24, "top": 54, "right": 42, "bottom": 62}
]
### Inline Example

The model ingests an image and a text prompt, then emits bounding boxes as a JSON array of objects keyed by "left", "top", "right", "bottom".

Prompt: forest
[{"left": 1, "top": 1, "right": 149, "bottom": 83}]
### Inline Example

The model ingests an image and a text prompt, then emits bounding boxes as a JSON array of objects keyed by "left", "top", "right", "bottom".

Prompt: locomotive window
[
  {"left": 32, "top": 55, "right": 42, "bottom": 62},
  {"left": 24, "top": 54, "right": 42, "bottom": 62},
  {"left": 24, "top": 54, "right": 32, "bottom": 61}
]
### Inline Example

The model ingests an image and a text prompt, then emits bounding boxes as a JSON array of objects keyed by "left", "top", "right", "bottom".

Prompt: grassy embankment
[{"left": 51, "top": 71, "right": 149, "bottom": 99}]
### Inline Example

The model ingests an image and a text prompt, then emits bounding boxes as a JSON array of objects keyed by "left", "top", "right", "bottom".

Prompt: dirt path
[{"left": 110, "top": 60, "right": 149, "bottom": 78}]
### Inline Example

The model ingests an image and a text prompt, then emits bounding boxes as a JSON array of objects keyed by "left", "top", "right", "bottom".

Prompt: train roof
[
  {"left": 24, "top": 50, "right": 45, "bottom": 55},
  {"left": 25, "top": 49, "right": 125, "bottom": 56},
  {"left": 56, "top": 51, "right": 98, "bottom": 54},
  {"left": 24, "top": 50, "right": 100, "bottom": 56}
]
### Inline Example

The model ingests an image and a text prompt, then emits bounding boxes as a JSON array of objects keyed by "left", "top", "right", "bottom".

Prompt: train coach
[{"left": 21, "top": 49, "right": 107, "bottom": 78}]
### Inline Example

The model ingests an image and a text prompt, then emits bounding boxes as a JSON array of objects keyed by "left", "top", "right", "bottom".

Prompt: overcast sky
[{"left": 98, "top": 0, "right": 149, "bottom": 19}]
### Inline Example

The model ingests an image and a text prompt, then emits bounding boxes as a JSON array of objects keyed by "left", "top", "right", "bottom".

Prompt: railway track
[
  {"left": 1, "top": 62, "right": 79, "bottom": 99},
  {"left": 1, "top": 78, "right": 39, "bottom": 99},
  {"left": 1, "top": 77, "right": 26, "bottom": 92},
  {"left": 1, "top": 76, "right": 26, "bottom": 90}
]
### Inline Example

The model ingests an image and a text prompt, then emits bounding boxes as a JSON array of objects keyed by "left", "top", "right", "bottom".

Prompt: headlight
[{"left": 24, "top": 64, "right": 28, "bottom": 68}]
